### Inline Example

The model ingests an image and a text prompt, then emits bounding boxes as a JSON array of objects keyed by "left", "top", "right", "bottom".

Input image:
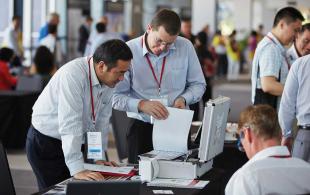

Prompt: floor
[{"left": 6, "top": 73, "right": 251, "bottom": 195}]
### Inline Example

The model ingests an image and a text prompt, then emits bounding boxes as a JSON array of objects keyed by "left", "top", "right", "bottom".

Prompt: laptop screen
[{"left": 66, "top": 180, "right": 141, "bottom": 195}]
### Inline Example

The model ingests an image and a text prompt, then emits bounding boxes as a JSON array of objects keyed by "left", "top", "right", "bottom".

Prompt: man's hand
[
  {"left": 173, "top": 97, "right": 186, "bottom": 109},
  {"left": 138, "top": 100, "right": 169, "bottom": 120},
  {"left": 73, "top": 170, "right": 104, "bottom": 181},
  {"left": 281, "top": 137, "right": 293, "bottom": 152},
  {"left": 95, "top": 160, "right": 119, "bottom": 167}
]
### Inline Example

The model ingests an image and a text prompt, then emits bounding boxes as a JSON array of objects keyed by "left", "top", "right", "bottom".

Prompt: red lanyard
[
  {"left": 141, "top": 36, "right": 167, "bottom": 95},
  {"left": 266, "top": 35, "right": 291, "bottom": 70},
  {"left": 87, "top": 57, "right": 96, "bottom": 123},
  {"left": 146, "top": 55, "right": 166, "bottom": 94},
  {"left": 270, "top": 155, "right": 291, "bottom": 158}
]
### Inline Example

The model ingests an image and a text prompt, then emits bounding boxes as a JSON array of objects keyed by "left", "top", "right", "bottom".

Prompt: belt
[{"left": 298, "top": 125, "right": 310, "bottom": 130}]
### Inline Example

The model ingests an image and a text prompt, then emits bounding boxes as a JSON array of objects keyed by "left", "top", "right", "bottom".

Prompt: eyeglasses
[
  {"left": 237, "top": 125, "right": 251, "bottom": 140},
  {"left": 153, "top": 34, "right": 174, "bottom": 47}
]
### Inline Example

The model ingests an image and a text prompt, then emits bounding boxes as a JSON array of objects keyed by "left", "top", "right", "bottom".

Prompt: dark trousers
[
  {"left": 26, "top": 126, "right": 70, "bottom": 190},
  {"left": 127, "top": 120, "right": 153, "bottom": 163}
]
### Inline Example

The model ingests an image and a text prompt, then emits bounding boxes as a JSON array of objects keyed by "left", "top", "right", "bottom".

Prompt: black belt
[{"left": 298, "top": 125, "right": 310, "bottom": 130}]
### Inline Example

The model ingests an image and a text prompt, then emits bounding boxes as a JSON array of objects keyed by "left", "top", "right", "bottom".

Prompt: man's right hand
[
  {"left": 281, "top": 137, "right": 293, "bottom": 152},
  {"left": 73, "top": 170, "right": 104, "bottom": 181},
  {"left": 138, "top": 100, "right": 169, "bottom": 120}
]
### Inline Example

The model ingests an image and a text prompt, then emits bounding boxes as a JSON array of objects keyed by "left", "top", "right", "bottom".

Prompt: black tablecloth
[{"left": 0, "top": 91, "right": 39, "bottom": 148}]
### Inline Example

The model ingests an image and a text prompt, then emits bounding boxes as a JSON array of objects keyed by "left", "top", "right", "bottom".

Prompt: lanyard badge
[{"left": 86, "top": 57, "right": 103, "bottom": 160}]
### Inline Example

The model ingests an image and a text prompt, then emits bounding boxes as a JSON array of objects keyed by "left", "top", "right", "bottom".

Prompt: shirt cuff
[
  {"left": 67, "top": 159, "right": 85, "bottom": 176},
  {"left": 282, "top": 130, "right": 292, "bottom": 138},
  {"left": 180, "top": 94, "right": 193, "bottom": 106},
  {"left": 127, "top": 98, "right": 141, "bottom": 113}
]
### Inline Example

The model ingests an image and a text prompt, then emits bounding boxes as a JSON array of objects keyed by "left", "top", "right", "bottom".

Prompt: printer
[{"left": 139, "top": 96, "right": 231, "bottom": 181}]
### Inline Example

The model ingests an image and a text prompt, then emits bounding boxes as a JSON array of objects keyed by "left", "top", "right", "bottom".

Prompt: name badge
[{"left": 87, "top": 132, "right": 103, "bottom": 159}]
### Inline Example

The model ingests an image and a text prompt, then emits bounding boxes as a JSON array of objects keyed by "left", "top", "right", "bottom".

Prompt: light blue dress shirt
[
  {"left": 112, "top": 34, "right": 206, "bottom": 122},
  {"left": 251, "top": 32, "right": 289, "bottom": 109},
  {"left": 32, "top": 57, "right": 113, "bottom": 176},
  {"left": 279, "top": 55, "right": 310, "bottom": 137}
]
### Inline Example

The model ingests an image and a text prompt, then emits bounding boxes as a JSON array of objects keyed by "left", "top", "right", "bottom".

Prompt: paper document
[
  {"left": 84, "top": 163, "right": 134, "bottom": 175},
  {"left": 147, "top": 178, "right": 209, "bottom": 189},
  {"left": 153, "top": 107, "right": 193, "bottom": 154}
]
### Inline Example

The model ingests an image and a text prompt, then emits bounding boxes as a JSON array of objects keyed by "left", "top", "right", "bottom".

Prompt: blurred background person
[
  {"left": 39, "top": 12, "right": 60, "bottom": 41},
  {"left": 2, "top": 15, "right": 23, "bottom": 67},
  {"left": 29, "top": 46, "right": 57, "bottom": 88},
  {"left": 226, "top": 30, "right": 240, "bottom": 81},
  {"left": 40, "top": 24, "right": 63, "bottom": 68},
  {"left": 195, "top": 31, "right": 215, "bottom": 105},
  {"left": 180, "top": 17, "right": 195, "bottom": 44},
  {"left": 77, "top": 16, "right": 93, "bottom": 56},
  {"left": 212, "top": 30, "right": 228, "bottom": 79},
  {"left": 0, "top": 48, "right": 17, "bottom": 90}
]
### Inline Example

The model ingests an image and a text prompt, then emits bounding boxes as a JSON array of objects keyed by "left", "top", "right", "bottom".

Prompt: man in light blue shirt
[
  {"left": 112, "top": 9, "right": 206, "bottom": 163},
  {"left": 26, "top": 40, "right": 132, "bottom": 190},
  {"left": 279, "top": 55, "right": 310, "bottom": 163},
  {"left": 251, "top": 7, "right": 304, "bottom": 110}
]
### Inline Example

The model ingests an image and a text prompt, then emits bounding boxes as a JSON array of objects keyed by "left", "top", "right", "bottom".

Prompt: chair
[
  {"left": 110, "top": 109, "right": 133, "bottom": 162},
  {"left": 16, "top": 75, "right": 44, "bottom": 92},
  {"left": 0, "top": 141, "right": 16, "bottom": 195}
]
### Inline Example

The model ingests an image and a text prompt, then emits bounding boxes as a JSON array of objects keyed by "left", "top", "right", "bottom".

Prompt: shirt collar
[
  {"left": 267, "top": 32, "right": 286, "bottom": 54},
  {"left": 141, "top": 33, "right": 176, "bottom": 57},
  {"left": 88, "top": 57, "right": 100, "bottom": 87},
  {"left": 249, "top": 146, "right": 290, "bottom": 163}
]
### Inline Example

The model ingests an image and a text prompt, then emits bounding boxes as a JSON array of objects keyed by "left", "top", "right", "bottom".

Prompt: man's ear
[
  {"left": 98, "top": 61, "right": 107, "bottom": 72},
  {"left": 244, "top": 128, "right": 253, "bottom": 144},
  {"left": 146, "top": 24, "right": 152, "bottom": 33}
]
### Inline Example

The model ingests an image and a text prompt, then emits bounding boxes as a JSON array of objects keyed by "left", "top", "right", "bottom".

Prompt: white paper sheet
[
  {"left": 152, "top": 107, "right": 193, "bottom": 154},
  {"left": 84, "top": 163, "right": 134, "bottom": 174}
]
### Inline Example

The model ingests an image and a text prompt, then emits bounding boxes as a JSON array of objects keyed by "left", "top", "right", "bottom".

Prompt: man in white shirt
[
  {"left": 286, "top": 23, "right": 310, "bottom": 65},
  {"left": 225, "top": 105, "right": 310, "bottom": 195},
  {"left": 26, "top": 39, "right": 133, "bottom": 190},
  {"left": 2, "top": 16, "right": 22, "bottom": 56}
]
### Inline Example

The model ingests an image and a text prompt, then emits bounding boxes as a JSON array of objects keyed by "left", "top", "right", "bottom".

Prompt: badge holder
[{"left": 86, "top": 123, "right": 103, "bottom": 160}]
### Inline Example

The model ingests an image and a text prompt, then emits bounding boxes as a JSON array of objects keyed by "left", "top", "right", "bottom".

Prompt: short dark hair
[
  {"left": 150, "top": 9, "right": 181, "bottom": 36},
  {"left": 47, "top": 24, "right": 57, "bottom": 34},
  {"left": 93, "top": 39, "right": 133, "bottom": 71},
  {"left": 96, "top": 23, "right": 106, "bottom": 33},
  {"left": 238, "top": 105, "right": 281, "bottom": 141},
  {"left": 12, "top": 15, "right": 20, "bottom": 21},
  {"left": 34, "top": 46, "right": 54, "bottom": 75},
  {"left": 300, "top": 23, "right": 310, "bottom": 34},
  {"left": 273, "top": 7, "right": 304, "bottom": 27},
  {"left": 0, "top": 47, "right": 14, "bottom": 62}
]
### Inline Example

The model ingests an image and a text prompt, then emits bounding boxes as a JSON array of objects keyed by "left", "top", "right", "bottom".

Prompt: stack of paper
[{"left": 140, "top": 107, "right": 194, "bottom": 160}]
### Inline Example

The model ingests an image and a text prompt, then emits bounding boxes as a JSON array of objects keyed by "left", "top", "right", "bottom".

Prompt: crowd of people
[{"left": 1, "top": 6, "right": 310, "bottom": 194}]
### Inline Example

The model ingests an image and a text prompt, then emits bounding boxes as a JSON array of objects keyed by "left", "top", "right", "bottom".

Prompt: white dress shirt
[
  {"left": 225, "top": 146, "right": 310, "bottom": 195},
  {"left": 32, "top": 57, "right": 113, "bottom": 176},
  {"left": 279, "top": 55, "right": 310, "bottom": 137}
]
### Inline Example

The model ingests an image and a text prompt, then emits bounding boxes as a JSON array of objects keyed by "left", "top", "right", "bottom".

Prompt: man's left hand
[{"left": 173, "top": 97, "right": 186, "bottom": 109}]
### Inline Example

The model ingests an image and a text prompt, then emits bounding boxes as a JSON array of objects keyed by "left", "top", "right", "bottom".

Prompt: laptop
[
  {"left": 0, "top": 141, "right": 16, "bottom": 195},
  {"left": 66, "top": 180, "right": 141, "bottom": 195}
]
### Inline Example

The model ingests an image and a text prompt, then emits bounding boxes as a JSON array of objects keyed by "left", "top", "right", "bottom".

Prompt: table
[
  {"left": 0, "top": 91, "right": 39, "bottom": 148},
  {"left": 35, "top": 168, "right": 226, "bottom": 195}
]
